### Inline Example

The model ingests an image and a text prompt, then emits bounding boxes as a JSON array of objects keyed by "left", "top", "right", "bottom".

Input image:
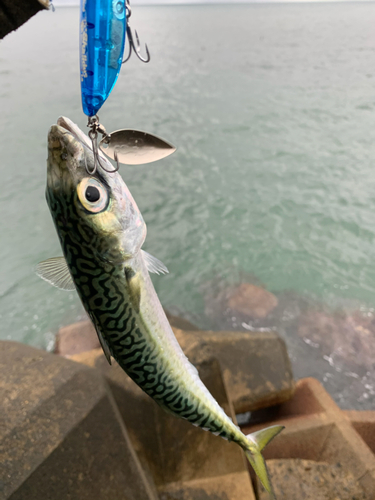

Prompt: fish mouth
[
  {"left": 48, "top": 117, "right": 90, "bottom": 159},
  {"left": 56, "top": 116, "right": 93, "bottom": 150},
  {"left": 47, "top": 117, "right": 90, "bottom": 190},
  {"left": 49, "top": 116, "right": 112, "bottom": 170},
  {"left": 47, "top": 116, "right": 116, "bottom": 192}
]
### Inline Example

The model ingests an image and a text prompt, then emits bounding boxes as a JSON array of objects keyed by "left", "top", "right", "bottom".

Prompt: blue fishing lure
[
  {"left": 78, "top": 0, "right": 173, "bottom": 175},
  {"left": 80, "top": 0, "right": 127, "bottom": 117}
]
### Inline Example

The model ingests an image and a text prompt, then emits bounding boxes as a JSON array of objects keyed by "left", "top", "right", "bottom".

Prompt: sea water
[{"left": 1, "top": 2, "right": 375, "bottom": 408}]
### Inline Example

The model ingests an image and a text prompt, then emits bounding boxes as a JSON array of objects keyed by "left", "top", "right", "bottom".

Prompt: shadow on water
[{"left": 170, "top": 269, "right": 375, "bottom": 411}]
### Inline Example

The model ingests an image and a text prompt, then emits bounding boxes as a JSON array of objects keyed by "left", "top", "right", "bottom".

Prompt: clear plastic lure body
[
  {"left": 80, "top": 0, "right": 126, "bottom": 117},
  {"left": 79, "top": 0, "right": 163, "bottom": 173}
]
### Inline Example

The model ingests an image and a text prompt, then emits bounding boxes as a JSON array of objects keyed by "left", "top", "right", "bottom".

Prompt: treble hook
[
  {"left": 85, "top": 116, "right": 120, "bottom": 175},
  {"left": 122, "top": 0, "right": 150, "bottom": 64}
]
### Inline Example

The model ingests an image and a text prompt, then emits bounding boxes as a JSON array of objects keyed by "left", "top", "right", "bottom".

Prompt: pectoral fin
[
  {"left": 125, "top": 266, "right": 141, "bottom": 313},
  {"left": 35, "top": 257, "right": 75, "bottom": 291},
  {"left": 141, "top": 250, "right": 169, "bottom": 275}
]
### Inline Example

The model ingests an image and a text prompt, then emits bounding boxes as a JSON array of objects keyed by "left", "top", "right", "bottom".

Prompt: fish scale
[
  {"left": 50, "top": 186, "right": 230, "bottom": 433},
  {"left": 53, "top": 191, "right": 237, "bottom": 437},
  {"left": 38, "top": 117, "right": 284, "bottom": 499}
]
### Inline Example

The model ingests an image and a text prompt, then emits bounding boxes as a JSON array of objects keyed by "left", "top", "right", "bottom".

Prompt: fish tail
[{"left": 244, "top": 425, "right": 284, "bottom": 499}]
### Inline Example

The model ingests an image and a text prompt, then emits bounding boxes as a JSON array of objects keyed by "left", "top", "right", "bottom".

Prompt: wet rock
[
  {"left": 257, "top": 459, "right": 366, "bottom": 500},
  {"left": 0, "top": 341, "right": 157, "bottom": 500},
  {"left": 226, "top": 283, "right": 278, "bottom": 319},
  {"left": 201, "top": 275, "right": 375, "bottom": 409},
  {"left": 55, "top": 320, "right": 100, "bottom": 356},
  {"left": 173, "top": 328, "right": 294, "bottom": 413},
  {"left": 203, "top": 278, "right": 279, "bottom": 326},
  {"left": 298, "top": 309, "right": 375, "bottom": 373}
]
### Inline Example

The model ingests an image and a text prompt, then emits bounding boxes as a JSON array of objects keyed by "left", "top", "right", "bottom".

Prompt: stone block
[
  {"left": 345, "top": 410, "right": 375, "bottom": 455},
  {"left": 258, "top": 458, "right": 366, "bottom": 500},
  {"left": 159, "top": 472, "right": 255, "bottom": 500},
  {"left": 55, "top": 311, "right": 199, "bottom": 358},
  {"left": 164, "top": 310, "right": 201, "bottom": 331},
  {"left": 242, "top": 378, "right": 375, "bottom": 498},
  {"left": 55, "top": 320, "right": 100, "bottom": 356},
  {"left": 0, "top": 341, "right": 157, "bottom": 500},
  {"left": 73, "top": 350, "right": 255, "bottom": 499},
  {"left": 173, "top": 328, "right": 294, "bottom": 413}
]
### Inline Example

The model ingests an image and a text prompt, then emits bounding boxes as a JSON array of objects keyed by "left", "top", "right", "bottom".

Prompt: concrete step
[
  {"left": 173, "top": 327, "right": 294, "bottom": 413},
  {"left": 242, "top": 378, "right": 375, "bottom": 499},
  {"left": 59, "top": 319, "right": 295, "bottom": 413},
  {"left": 345, "top": 410, "right": 375, "bottom": 455},
  {"left": 0, "top": 341, "right": 157, "bottom": 500},
  {"left": 73, "top": 349, "right": 256, "bottom": 500},
  {"left": 3, "top": 337, "right": 374, "bottom": 499}
]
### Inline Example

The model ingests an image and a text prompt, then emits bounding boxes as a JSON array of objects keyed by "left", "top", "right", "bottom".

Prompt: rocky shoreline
[
  {"left": 2, "top": 276, "right": 375, "bottom": 500},
  {"left": 201, "top": 279, "right": 375, "bottom": 411},
  {"left": 2, "top": 317, "right": 375, "bottom": 499}
]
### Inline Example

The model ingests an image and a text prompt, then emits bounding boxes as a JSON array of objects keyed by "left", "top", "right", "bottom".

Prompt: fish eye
[
  {"left": 77, "top": 178, "right": 108, "bottom": 213},
  {"left": 85, "top": 185, "right": 100, "bottom": 202}
]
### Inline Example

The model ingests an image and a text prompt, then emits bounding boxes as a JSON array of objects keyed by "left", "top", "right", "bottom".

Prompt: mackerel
[{"left": 37, "top": 117, "right": 284, "bottom": 498}]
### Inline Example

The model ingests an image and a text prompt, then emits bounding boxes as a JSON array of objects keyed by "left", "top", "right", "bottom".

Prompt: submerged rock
[
  {"left": 298, "top": 309, "right": 375, "bottom": 373},
  {"left": 227, "top": 283, "right": 278, "bottom": 319},
  {"left": 203, "top": 279, "right": 279, "bottom": 328}
]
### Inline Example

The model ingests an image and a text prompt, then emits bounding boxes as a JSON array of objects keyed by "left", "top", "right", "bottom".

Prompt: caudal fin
[{"left": 244, "top": 425, "right": 284, "bottom": 499}]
